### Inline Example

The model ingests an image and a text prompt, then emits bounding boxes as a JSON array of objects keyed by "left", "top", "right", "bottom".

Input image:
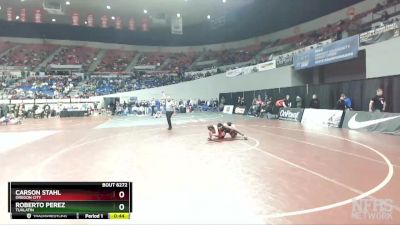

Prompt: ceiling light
[
  {"left": 84, "top": 21, "right": 88, "bottom": 24},
  {"left": 222, "top": 0, "right": 226, "bottom": 3},
  {"left": 20, "top": 0, "right": 25, "bottom": 2},
  {"left": 207, "top": 15, "right": 211, "bottom": 20},
  {"left": 106, "top": 5, "right": 111, "bottom": 10},
  {"left": 16, "top": 16, "right": 20, "bottom": 20},
  {"left": 65, "top": 1, "right": 70, "bottom": 5},
  {"left": 177, "top": 13, "right": 181, "bottom": 18},
  {"left": 111, "top": 16, "right": 115, "bottom": 20},
  {"left": 52, "top": 18, "right": 56, "bottom": 22},
  {"left": 143, "top": 9, "right": 148, "bottom": 14}
]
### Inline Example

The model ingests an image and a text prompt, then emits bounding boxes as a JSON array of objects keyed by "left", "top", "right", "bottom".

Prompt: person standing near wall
[
  {"left": 369, "top": 88, "right": 386, "bottom": 112},
  {"left": 165, "top": 95, "right": 176, "bottom": 130},
  {"left": 151, "top": 97, "right": 156, "bottom": 116}
]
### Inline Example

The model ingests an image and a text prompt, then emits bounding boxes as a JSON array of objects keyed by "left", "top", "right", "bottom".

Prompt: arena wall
[
  {"left": 106, "top": 66, "right": 299, "bottom": 101},
  {"left": 365, "top": 37, "right": 400, "bottom": 78}
]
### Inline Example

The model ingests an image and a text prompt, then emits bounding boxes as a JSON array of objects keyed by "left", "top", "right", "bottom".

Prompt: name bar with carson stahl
[{"left": 8, "top": 182, "right": 132, "bottom": 220}]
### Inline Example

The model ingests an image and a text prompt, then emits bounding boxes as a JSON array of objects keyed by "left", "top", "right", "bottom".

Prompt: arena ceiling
[
  {"left": 0, "top": 0, "right": 363, "bottom": 28},
  {"left": 0, "top": 0, "right": 253, "bottom": 27}
]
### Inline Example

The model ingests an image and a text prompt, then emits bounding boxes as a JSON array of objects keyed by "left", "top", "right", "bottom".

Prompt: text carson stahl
[
  {"left": 279, "top": 109, "right": 300, "bottom": 120},
  {"left": 15, "top": 190, "right": 61, "bottom": 196}
]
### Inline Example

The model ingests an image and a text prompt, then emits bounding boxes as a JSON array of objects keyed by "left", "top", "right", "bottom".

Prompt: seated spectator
[{"left": 309, "top": 94, "right": 320, "bottom": 109}]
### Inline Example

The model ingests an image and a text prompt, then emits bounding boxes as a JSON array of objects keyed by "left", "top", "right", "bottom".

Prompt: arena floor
[{"left": 0, "top": 112, "right": 399, "bottom": 225}]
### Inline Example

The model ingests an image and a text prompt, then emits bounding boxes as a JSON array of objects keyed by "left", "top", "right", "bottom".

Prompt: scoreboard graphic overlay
[{"left": 8, "top": 182, "right": 132, "bottom": 219}]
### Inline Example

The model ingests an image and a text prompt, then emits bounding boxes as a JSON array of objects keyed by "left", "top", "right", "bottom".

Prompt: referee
[{"left": 165, "top": 96, "right": 175, "bottom": 130}]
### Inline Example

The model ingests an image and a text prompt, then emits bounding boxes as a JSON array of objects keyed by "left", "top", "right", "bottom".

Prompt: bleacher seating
[
  {"left": 95, "top": 50, "right": 136, "bottom": 73},
  {"left": 0, "top": 44, "right": 58, "bottom": 68},
  {"left": 49, "top": 46, "right": 98, "bottom": 70},
  {"left": 7, "top": 76, "right": 82, "bottom": 99},
  {"left": 164, "top": 52, "right": 199, "bottom": 72},
  {"left": 137, "top": 52, "right": 170, "bottom": 66}
]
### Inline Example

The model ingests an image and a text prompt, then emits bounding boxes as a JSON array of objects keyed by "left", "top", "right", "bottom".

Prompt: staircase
[
  {"left": 33, "top": 46, "right": 64, "bottom": 72},
  {"left": 88, "top": 49, "right": 107, "bottom": 73},
  {"left": 187, "top": 51, "right": 212, "bottom": 71},
  {"left": 125, "top": 53, "right": 142, "bottom": 72},
  {"left": 0, "top": 44, "right": 21, "bottom": 59},
  {"left": 160, "top": 58, "right": 172, "bottom": 70}
]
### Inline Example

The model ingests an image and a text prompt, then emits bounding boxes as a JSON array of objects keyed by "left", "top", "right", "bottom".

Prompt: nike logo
[{"left": 348, "top": 113, "right": 400, "bottom": 129}]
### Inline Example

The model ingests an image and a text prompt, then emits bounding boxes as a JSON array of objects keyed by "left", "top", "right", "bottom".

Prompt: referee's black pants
[{"left": 166, "top": 111, "right": 173, "bottom": 129}]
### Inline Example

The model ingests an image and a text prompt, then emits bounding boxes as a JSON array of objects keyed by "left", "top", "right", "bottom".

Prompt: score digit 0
[{"left": 119, "top": 191, "right": 125, "bottom": 199}]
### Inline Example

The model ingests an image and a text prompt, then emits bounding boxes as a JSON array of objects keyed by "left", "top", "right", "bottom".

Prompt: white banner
[
  {"left": 301, "top": 108, "right": 343, "bottom": 128},
  {"left": 49, "top": 64, "right": 82, "bottom": 70},
  {"left": 223, "top": 105, "right": 234, "bottom": 114},
  {"left": 134, "top": 65, "right": 157, "bottom": 70},
  {"left": 257, "top": 60, "right": 276, "bottom": 71},
  {"left": 171, "top": 17, "right": 183, "bottom": 35},
  {"left": 226, "top": 65, "right": 257, "bottom": 77},
  {"left": 185, "top": 68, "right": 217, "bottom": 77}
]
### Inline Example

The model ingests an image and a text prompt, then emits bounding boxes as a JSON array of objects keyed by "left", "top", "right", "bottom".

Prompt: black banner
[
  {"left": 359, "top": 22, "right": 400, "bottom": 46},
  {"left": 342, "top": 111, "right": 400, "bottom": 135},
  {"left": 278, "top": 108, "right": 304, "bottom": 122}
]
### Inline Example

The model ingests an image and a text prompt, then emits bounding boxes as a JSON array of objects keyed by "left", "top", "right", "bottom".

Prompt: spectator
[
  {"left": 309, "top": 94, "right": 320, "bottom": 109},
  {"left": 336, "top": 93, "right": 352, "bottom": 110},
  {"left": 369, "top": 88, "right": 386, "bottom": 112},
  {"left": 295, "top": 96, "right": 303, "bottom": 108},
  {"left": 284, "top": 95, "right": 291, "bottom": 108}
]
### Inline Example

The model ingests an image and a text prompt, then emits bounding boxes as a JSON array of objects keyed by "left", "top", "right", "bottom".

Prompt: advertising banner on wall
[
  {"left": 293, "top": 36, "right": 359, "bottom": 70},
  {"left": 234, "top": 106, "right": 246, "bottom": 115},
  {"left": 342, "top": 111, "right": 400, "bottom": 135},
  {"left": 273, "top": 39, "right": 332, "bottom": 67},
  {"left": 257, "top": 60, "right": 276, "bottom": 71},
  {"left": 359, "top": 22, "right": 400, "bottom": 46},
  {"left": 225, "top": 65, "right": 257, "bottom": 77},
  {"left": 223, "top": 105, "right": 234, "bottom": 114},
  {"left": 278, "top": 108, "right": 304, "bottom": 122},
  {"left": 301, "top": 108, "right": 343, "bottom": 128}
]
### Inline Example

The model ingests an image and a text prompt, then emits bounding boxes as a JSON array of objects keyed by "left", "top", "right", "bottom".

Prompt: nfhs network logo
[{"left": 352, "top": 198, "right": 393, "bottom": 220}]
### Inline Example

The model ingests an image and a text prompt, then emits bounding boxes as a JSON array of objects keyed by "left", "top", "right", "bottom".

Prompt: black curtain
[
  {"left": 231, "top": 92, "right": 244, "bottom": 106},
  {"left": 243, "top": 91, "right": 255, "bottom": 111},
  {"left": 264, "top": 88, "right": 280, "bottom": 102},
  {"left": 218, "top": 74, "right": 400, "bottom": 113},
  {"left": 219, "top": 93, "right": 232, "bottom": 105}
]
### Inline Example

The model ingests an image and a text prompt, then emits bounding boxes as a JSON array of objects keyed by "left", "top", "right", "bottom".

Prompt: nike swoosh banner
[{"left": 342, "top": 111, "right": 400, "bottom": 135}]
